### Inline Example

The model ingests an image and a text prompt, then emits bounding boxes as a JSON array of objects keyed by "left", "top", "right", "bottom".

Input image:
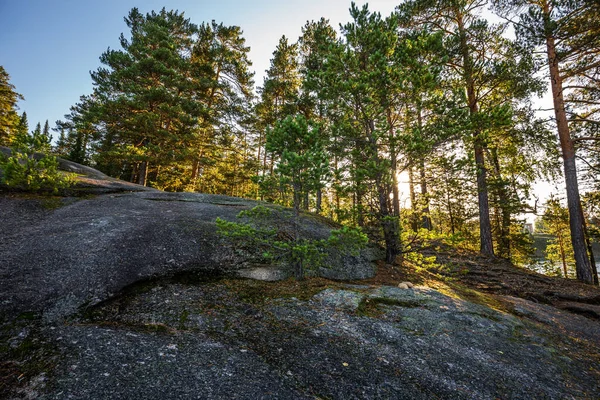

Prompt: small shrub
[
  {"left": 0, "top": 133, "right": 74, "bottom": 193},
  {"left": 216, "top": 205, "right": 368, "bottom": 280}
]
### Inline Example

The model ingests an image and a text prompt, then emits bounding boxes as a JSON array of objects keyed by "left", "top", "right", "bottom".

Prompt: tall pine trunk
[
  {"left": 416, "top": 106, "right": 432, "bottom": 230},
  {"left": 368, "top": 120, "right": 400, "bottom": 264},
  {"left": 419, "top": 160, "right": 432, "bottom": 230},
  {"left": 316, "top": 188, "right": 322, "bottom": 215},
  {"left": 544, "top": 5, "right": 593, "bottom": 283},
  {"left": 458, "top": 12, "right": 494, "bottom": 256},
  {"left": 191, "top": 159, "right": 200, "bottom": 186},
  {"left": 581, "top": 212, "right": 599, "bottom": 285},
  {"left": 388, "top": 109, "right": 401, "bottom": 218},
  {"left": 408, "top": 165, "right": 419, "bottom": 232}
]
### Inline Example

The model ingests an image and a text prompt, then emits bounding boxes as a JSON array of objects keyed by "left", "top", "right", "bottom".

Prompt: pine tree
[
  {"left": 63, "top": 10, "right": 256, "bottom": 194},
  {"left": 297, "top": 18, "right": 338, "bottom": 213},
  {"left": 0, "top": 66, "right": 23, "bottom": 146},
  {"left": 1, "top": 119, "right": 73, "bottom": 193},
  {"left": 395, "top": 27, "right": 447, "bottom": 231},
  {"left": 255, "top": 35, "right": 301, "bottom": 186},
  {"left": 186, "top": 21, "right": 255, "bottom": 194},
  {"left": 266, "top": 115, "right": 329, "bottom": 212},
  {"left": 42, "top": 120, "right": 52, "bottom": 147},
  {"left": 89, "top": 8, "right": 202, "bottom": 186},
  {"left": 53, "top": 126, "right": 69, "bottom": 157},
  {"left": 493, "top": 0, "right": 599, "bottom": 284},
  {"left": 17, "top": 112, "right": 29, "bottom": 136},
  {"left": 318, "top": 3, "right": 404, "bottom": 263},
  {"left": 399, "top": 0, "right": 543, "bottom": 257}
]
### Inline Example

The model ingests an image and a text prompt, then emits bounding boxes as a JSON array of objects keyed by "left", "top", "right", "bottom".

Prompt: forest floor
[{"left": 361, "top": 245, "right": 600, "bottom": 320}]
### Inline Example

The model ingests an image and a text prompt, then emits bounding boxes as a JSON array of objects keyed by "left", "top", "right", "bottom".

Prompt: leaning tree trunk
[{"left": 544, "top": 10, "right": 593, "bottom": 283}]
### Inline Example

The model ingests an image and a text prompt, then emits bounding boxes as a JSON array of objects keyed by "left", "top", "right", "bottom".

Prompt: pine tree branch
[
  {"left": 562, "top": 60, "right": 600, "bottom": 80},
  {"left": 576, "top": 154, "right": 600, "bottom": 173},
  {"left": 573, "top": 136, "right": 600, "bottom": 142}
]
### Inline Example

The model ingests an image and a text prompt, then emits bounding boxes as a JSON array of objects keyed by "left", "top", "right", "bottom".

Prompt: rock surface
[
  {"left": 1, "top": 161, "right": 600, "bottom": 399},
  {"left": 0, "top": 191, "right": 376, "bottom": 322},
  {"left": 18, "top": 280, "right": 600, "bottom": 399}
]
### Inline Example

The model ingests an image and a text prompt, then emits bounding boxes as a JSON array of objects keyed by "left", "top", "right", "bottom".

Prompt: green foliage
[
  {"left": 216, "top": 205, "right": 368, "bottom": 279},
  {"left": 46, "top": 3, "right": 586, "bottom": 266},
  {"left": 266, "top": 115, "right": 330, "bottom": 211},
  {"left": 541, "top": 197, "right": 575, "bottom": 278},
  {"left": 0, "top": 66, "right": 23, "bottom": 146},
  {"left": 507, "top": 223, "right": 535, "bottom": 267},
  {"left": 583, "top": 192, "right": 600, "bottom": 241},
  {"left": 404, "top": 251, "right": 440, "bottom": 275},
  {"left": 58, "top": 9, "right": 255, "bottom": 193},
  {"left": 326, "top": 225, "right": 369, "bottom": 257},
  {"left": 0, "top": 129, "right": 74, "bottom": 193}
]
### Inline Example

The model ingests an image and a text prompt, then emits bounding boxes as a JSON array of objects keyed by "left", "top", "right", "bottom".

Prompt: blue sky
[{"left": 0, "top": 0, "right": 398, "bottom": 133}]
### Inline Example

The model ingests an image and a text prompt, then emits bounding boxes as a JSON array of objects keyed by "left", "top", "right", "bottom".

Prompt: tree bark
[
  {"left": 137, "top": 160, "right": 148, "bottom": 186},
  {"left": 378, "top": 184, "right": 401, "bottom": 264},
  {"left": 416, "top": 104, "right": 432, "bottom": 230},
  {"left": 544, "top": 2, "right": 593, "bottom": 283},
  {"left": 130, "top": 163, "right": 138, "bottom": 183},
  {"left": 316, "top": 188, "right": 322, "bottom": 215},
  {"left": 368, "top": 119, "right": 400, "bottom": 264},
  {"left": 581, "top": 205, "right": 599, "bottom": 285},
  {"left": 191, "top": 159, "right": 200, "bottom": 184},
  {"left": 388, "top": 108, "right": 401, "bottom": 218},
  {"left": 419, "top": 160, "right": 432, "bottom": 230},
  {"left": 408, "top": 165, "right": 419, "bottom": 231}
]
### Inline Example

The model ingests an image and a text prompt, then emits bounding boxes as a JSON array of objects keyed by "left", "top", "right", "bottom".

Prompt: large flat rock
[{"left": 0, "top": 192, "right": 375, "bottom": 322}]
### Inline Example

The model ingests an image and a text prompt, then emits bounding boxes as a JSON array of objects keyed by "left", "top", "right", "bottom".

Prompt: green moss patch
[
  {"left": 357, "top": 296, "right": 422, "bottom": 317},
  {"left": 221, "top": 277, "right": 345, "bottom": 304}
]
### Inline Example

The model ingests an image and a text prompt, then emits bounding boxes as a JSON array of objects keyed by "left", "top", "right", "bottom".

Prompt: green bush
[
  {"left": 216, "top": 205, "right": 368, "bottom": 279},
  {"left": 0, "top": 132, "right": 74, "bottom": 193}
]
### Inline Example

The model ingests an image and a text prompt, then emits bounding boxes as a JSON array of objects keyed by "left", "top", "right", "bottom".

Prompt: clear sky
[{"left": 0, "top": 0, "right": 398, "bottom": 132}]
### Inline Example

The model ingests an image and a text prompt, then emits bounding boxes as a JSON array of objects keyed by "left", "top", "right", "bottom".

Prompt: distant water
[{"left": 527, "top": 233, "right": 599, "bottom": 278}]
